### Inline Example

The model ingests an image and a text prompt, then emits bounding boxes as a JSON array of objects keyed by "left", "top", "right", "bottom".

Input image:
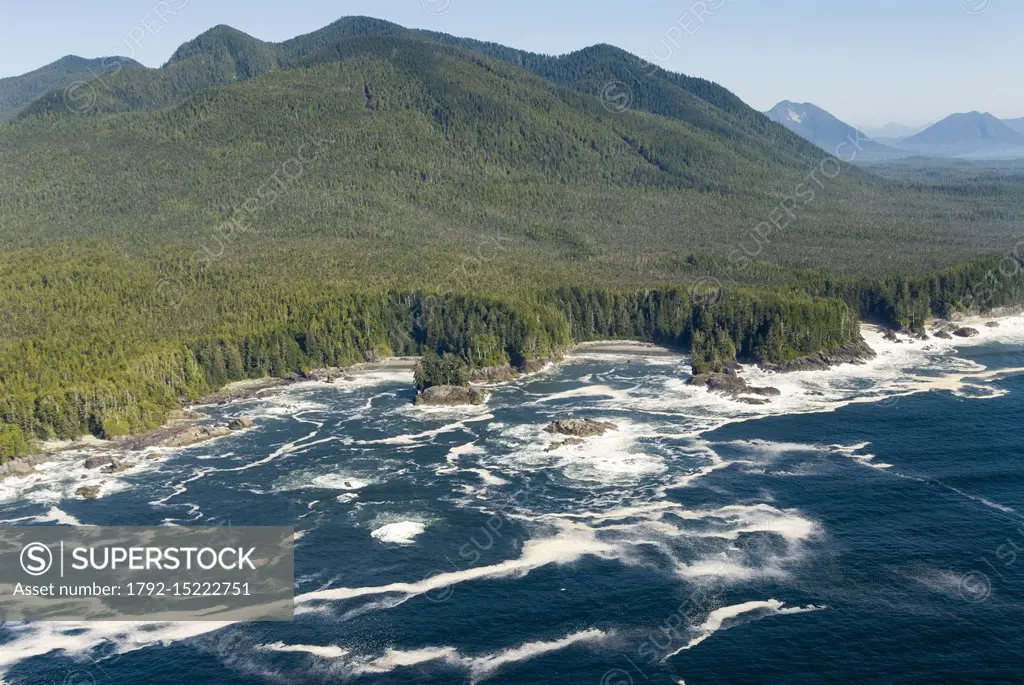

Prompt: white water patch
[
  {"left": 371, "top": 520, "right": 427, "bottom": 545},
  {"left": 827, "top": 442, "right": 893, "bottom": 470},
  {"left": 257, "top": 641, "right": 349, "bottom": 659},
  {"left": 0, "top": 506, "right": 82, "bottom": 526},
  {"left": 344, "top": 629, "right": 611, "bottom": 681},
  {"left": 300, "top": 500, "right": 818, "bottom": 613},
  {"left": 297, "top": 520, "right": 615, "bottom": 605},
  {"left": 358, "top": 413, "right": 493, "bottom": 446},
  {"left": 259, "top": 629, "right": 611, "bottom": 682},
  {"left": 664, "top": 600, "right": 825, "bottom": 658},
  {"left": 0, "top": 621, "right": 235, "bottom": 675},
  {"left": 527, "top": 384, "right": 633, "bottom": 406},
  {"left": 463, "top": 468, "right": 510, "bottom": 487},
  {"left": 490, "top": 418, "right": 669, "bottom": 485},
  {"left": 311, "top": 475, "right": 370, "bottom": 491}
]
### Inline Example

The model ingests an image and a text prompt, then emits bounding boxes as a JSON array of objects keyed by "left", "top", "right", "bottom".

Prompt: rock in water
[
  {"left": 986, "top": 321, "right": 1001, "bottom": 328},
  {"left": 934, "top": 330, "right": 953, "bottom": 339},
  {"left": 83, "top": 455, "right": 115, "bottom": 470},
  {"left": 544, "top": 419, "right": 617, "bottom": 437},
  {"left": 101, "top": 460, "right": 135, "bottom": 474},
  {"left": 76, "top": 485, "right": 101, "bottom": 500},
  {"left": 954, "top": 327, "right": 980, "bottom": 338},
  {"left": 227, "top": 417, "right": 254, "bottom": 430},
  {"left": 545, "top": 438, "right": 586, "bottom": 451},
  {"left": 688, "top": 373, "right": 781, "bottom": 399},
  {"left": 415, "top": 385, "right": 489, "bottom": 406}
]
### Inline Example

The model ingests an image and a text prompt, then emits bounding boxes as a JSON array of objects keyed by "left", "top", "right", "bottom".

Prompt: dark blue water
[{"left": 2, "top": 329, "right": 1024, "bottom": 684}]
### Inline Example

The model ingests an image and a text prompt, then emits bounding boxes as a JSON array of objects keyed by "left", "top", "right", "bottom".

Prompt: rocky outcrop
[
  {"left": 544, "top": 419, "right": 617, "bottom": 437},
  {"left": 101, "top": 459, "right": 136, "bottom": 474},
  {"left": 227, "top": 417, "right": 254, "bottom": 431},
  {"left": 76, "top": 485, "right": 101, "bottom": 500},
  {"left": 124, "top": 424, "right": 232, "bottom": 451},
  {"left": 545, "top": 437, "right": 586, "bottom": 452},
  {"left": 986, "top": 321, "right": 1001, "bottom": 328},
  {"left": 415, "top": 385, "right": 489, "bottom": 406},
  {"left": 688, "top": 371, "right": 781, "bottom": 399},
  {"left": 0, "top": 453, "right": 49, "bottom": 479},
  {"left": 758, "top": 340, "right": 876, "bottom": 373},
  {"left": 84, "top": 455, "right": 115, "bottom": 470},
  {"left": 520, "top": 359, "right": 551, "bottom": 375},
  {"left": 954, "top": 327, "right": 980, "bottom": 338},
  {"left": 934, "top": 330, "right": 953, "bottom": 339}
]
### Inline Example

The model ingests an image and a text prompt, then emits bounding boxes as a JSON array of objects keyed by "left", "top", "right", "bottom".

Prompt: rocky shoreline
[{"left": 758, "top": 340, "right": 877, "bottom": 373}]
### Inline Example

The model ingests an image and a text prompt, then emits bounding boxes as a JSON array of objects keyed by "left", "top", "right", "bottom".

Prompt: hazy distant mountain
[
  {"left": 861, "top": 122, "right": 928, "bottom": 141},
  {"left": 1004, "top": 117, "right": 1024, "bottom": 135},
  {"left": 765, "top": 101, "right": 902, "bottom": 161},
  {"left": 0, "top": 55, "right": 139, "bottom": 121},
  {"left": 900, "top": 112, "right": 1024, "bottom": 158}
]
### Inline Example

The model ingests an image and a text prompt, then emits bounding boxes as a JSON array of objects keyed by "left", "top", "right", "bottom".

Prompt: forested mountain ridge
[
  {"left": 16, "top": 16, "right": 828, "bottom": 172},
  {"left": 0, "top": 54, "right": 140, "bottom": 121},
  {"left": 1, "top": 18, "right": 1024, "bottom": 460}
]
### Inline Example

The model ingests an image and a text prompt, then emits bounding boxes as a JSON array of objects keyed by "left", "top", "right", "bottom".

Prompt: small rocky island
[
  {"left": 543, "top": 418, "right": 617, "bottom": 451},
  {"left": 415, "top": 385, "right": 489, "bottom": 406},
  {"left": 413, "top": 351, "right": 554, "bottom": 406}
]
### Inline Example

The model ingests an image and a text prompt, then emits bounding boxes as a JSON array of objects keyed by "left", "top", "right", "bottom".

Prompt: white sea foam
[
  {"left": 371, "top": 521, "right": 427, "bottom": 544},
  {"left": 0, "top": 621, "right": 235, "bottom": 673},
  {"left": 310, "top": 475, "right": 370, "bottom": 491},
  {"left": 257, "top": 641, "right": 349, "bottom": 659},
  {"left": 664, "top": 600, "right": 824, "bottom": 658},
  {"left": 346, "top": 629, "right": 611, "bottom": 681},
  {"left": 298, "top": 520, "right": 614, "bottom": 605}
]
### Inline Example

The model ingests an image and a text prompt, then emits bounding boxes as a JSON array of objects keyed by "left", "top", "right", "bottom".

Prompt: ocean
[{"left": 2, "top": 321, "right": 1024, "bottom": 684}]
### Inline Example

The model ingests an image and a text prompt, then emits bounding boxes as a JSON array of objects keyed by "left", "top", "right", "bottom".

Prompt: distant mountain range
[
  {"left": 0, "top": 55, "right": 140, "bottom": 121},
  {"left": 861, "top": 122, "right": 928, "bottom": 140},
  {"left": 764, "top": 101, "right": 902, "bottom": 161},
  {"left": 767, "top": 102, "right": 1024, "bottom": 161}
]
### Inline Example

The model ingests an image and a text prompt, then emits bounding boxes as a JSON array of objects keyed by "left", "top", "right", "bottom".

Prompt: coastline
[{"left": 5, "top": 315, "right": 1021, "bottom": 481}]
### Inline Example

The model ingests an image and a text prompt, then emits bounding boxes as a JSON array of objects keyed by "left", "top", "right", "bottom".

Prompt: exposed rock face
[
  {"left": 415, "top": 385, "right": 489, "bottom": 406},
  {"left": 470, "top": 365, "right": 520, "bottom": 383},
  {"left": 76, "top": 485, "right": 101, "bottom": 500},
  {"left": 544, "top": 419, "right": 617, "bottom": 437},
  {"left": 758, "top": 340, "right": 876, "bottom": 373},
  {"left": 934, "top": 330, "right": 953, "bottom": 339},
  {"left": 954, "top": 327, "right": 980, "bottom": 338},
  {"left": 227, "top": 417, "right": 254, "bottom": 431},
  {"left": 125, "top": 425, "right": 232, "bottom": 451}
]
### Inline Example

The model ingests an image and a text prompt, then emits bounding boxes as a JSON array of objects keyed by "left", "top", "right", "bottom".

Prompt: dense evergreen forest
[{"left": 1, "top": 18, "right": 1023, "bottom": 461}]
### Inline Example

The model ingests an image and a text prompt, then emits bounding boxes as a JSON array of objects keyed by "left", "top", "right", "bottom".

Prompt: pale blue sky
[{"left": 0, "top": 0, "right": 1019, "bottom": 128}]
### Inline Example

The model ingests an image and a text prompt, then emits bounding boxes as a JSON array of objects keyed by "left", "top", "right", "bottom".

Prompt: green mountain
[
  {"left": 1, "top": 18, "right": 1023, "bottom": 458},
  {"left": 19, "top": 17, "right": 827, "bottom": 172},
  {"left": 0, "top": 55, "right": 140, "bottom": 121}
]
